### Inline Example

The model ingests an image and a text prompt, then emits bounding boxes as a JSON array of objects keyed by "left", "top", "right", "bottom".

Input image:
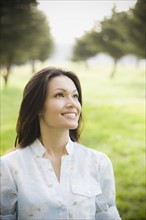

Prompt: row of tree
[
  {"left": 0, "top": 0, "right": 54, "bottom": 85},
  {"left": 71, "top": 0, "right": 146, "bottom": 78},
  {"left": 0, "top": 0, "right": 145, "bottom": 85}
]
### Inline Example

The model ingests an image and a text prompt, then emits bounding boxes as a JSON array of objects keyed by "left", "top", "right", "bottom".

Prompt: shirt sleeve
[
  {"left": 0, "top": 158, "right": 17, "bottom": 220},
  {"left": 95, "top": 154, "right": 121, "bottom": 220}
]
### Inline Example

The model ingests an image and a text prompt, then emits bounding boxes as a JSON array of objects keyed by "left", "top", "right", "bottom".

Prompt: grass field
[{"left": 0, "top": 61, "right": 145, "bottom": 220}]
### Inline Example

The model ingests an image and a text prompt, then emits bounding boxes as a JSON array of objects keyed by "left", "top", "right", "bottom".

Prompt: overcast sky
[{"left": 38, "top": 0, "right": 136, "bottom": 44}]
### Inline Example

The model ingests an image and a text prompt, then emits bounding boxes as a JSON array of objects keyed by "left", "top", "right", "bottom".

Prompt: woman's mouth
[{"left": 62, "top": 113, "right": 77, "bottom": 118}]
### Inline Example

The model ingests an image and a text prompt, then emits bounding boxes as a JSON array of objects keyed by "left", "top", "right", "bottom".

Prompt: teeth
[{"left": 63, "top": 113, "right": 76, "bottom": 118}]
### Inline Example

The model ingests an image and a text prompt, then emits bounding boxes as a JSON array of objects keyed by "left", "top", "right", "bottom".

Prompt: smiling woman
[
  {"left": 0, "top": 67, "right": 121, "bottom": 220},
  {"left": 39, "top": 76, "right": 81, "bottom": 132},
  {"left": 15, "top": 67, "right": 83, "bottom": 147}
]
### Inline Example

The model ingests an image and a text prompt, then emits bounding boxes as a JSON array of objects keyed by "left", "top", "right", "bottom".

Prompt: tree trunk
[
  {"left": 3, "top": 65, "right": 11, "bottom": 86},
  {"left": 135, "top": 57, "right": 140, "bottom": 68},
  {"left": 110, "top": 59, "right": 117, "bottom": 78},
  {"left": 31, "top": 59, "right": 35, "bottom": 74}
]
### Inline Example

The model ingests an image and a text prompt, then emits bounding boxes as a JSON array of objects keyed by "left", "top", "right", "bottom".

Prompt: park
[{"left": 0, "top": 0, "right": 145, "bottom": 219}]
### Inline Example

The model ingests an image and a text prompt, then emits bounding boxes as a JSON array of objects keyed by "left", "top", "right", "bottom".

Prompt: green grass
[{"left": 0, "top": 62, "right": 145, "bottom": 220}]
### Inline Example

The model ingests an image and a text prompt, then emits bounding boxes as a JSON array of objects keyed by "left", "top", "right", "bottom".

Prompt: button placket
[{"left": 60, "top": 156, "right": 72, "bottom": 187}]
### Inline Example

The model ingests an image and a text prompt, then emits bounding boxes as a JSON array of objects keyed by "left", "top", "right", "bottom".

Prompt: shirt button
[
  {"left": 49, "top": 168, "right": 53, "bottom": 172},
  {"left": 69, "top": 213, "right": 73, "bottom": 218}
]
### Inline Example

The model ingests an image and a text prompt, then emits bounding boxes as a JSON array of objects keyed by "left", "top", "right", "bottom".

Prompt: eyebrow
[{"left": 54, "top": 88, "right": 78, "bottom": 93}]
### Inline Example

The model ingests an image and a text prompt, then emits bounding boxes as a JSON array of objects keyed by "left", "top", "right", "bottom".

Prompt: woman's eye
[
  {"left": 73, "top": 94, "right": 79, "bottom": 99},
  {"left": 55, "top": 93, "right": 64, "bottom": 98}
]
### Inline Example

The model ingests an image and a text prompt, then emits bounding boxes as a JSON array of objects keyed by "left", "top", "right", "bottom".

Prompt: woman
[{"left": 0, "top": 67, "right": 121, "bottom": 220}]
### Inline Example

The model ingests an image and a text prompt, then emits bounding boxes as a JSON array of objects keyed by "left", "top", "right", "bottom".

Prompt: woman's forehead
[{"left": 48, "top": 75, "right": 77, "bottom": 92}]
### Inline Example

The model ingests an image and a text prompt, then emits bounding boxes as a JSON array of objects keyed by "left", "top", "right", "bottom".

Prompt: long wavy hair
[{"left": 15, "top": 67, "right": 83, "bottom": 148}]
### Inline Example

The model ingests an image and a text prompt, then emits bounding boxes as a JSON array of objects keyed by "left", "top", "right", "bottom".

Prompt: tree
[
  {"left": 0, "top": 0, "right": 54, "bottom": 85},
  {"left": 94, "top": 8, "right": 129, "bottom": 78},
  {"left": 21, "top": 8, "right": 54, "bottom": 73},
  {"left": 71, "top": 33, "right": 98, "bottom": 62},
  {"left": 0, "top": 0, "right": 37, "bottom": 84},
  {"left": 71, "top": 7, "right": 128, "bottom": 78},
  {"left": 126, "top": 0, "right": 146, "bottom": 59}
]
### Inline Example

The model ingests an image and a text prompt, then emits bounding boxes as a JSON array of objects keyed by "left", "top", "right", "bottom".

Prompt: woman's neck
[{"left": 39, "top": 128, "right": 69, "bottom": 157}]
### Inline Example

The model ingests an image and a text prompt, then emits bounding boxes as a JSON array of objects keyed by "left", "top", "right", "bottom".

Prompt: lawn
[{"left": 0, "top": 62, "right": 145, "bottom": 219}]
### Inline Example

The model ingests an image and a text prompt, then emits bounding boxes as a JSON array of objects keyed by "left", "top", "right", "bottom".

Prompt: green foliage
[
  {"left": 71, "top": 8, "right": 127, "bottom": 63},
  {"left": 126, "top": 0, "right": 146, "bottom": 58},
  {"left": 23, "top": 8, "right": 54, "bottom": 63},
  {"left": 95, "top": 8, "right": 128, "bottom": 60},
  {"left": 0, "top": 0, "right": 54, "bottom": 85},
  {"left": 71, "top": 33, "right": 98, "bottom": 61},
  {"left": 71, "top": 1, "right": 145, "bottom": 66},
  {"left": 0, "top": 63, "right": 145, "bottom": 220},
  {"left": 0, "top": 0, "right": 37, "bottom": 65}
]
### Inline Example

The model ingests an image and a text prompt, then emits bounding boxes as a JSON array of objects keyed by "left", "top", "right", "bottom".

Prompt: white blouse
[{"left": 0, "top": 138, "right": 121, "bottom": 220}]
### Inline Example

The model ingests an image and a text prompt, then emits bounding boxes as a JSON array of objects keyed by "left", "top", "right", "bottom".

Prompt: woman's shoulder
[
  {"left": 74, "top": 141, "right": 111, "bottom": 163},
  {"left": 0, "top": 147, "right": 30, "bottom": 166},
  {"left": 73, "top": 142, "right": 113, "bottom": 177},
  {"left": 1, "top": 147, "right": 27, "bottom": 158}
]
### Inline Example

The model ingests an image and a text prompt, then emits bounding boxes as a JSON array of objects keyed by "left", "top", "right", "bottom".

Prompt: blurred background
[{"left": 0, "top": 0, "right": 145, "bottom": 219}]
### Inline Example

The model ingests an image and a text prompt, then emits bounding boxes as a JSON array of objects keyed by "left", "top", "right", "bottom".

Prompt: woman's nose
[{"left": 65, "top": 97, "right": 76, "bottom": 107}]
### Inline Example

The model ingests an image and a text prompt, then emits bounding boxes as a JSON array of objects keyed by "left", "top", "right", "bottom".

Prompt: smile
[{"left": 62, "top": 113, "right": 77, "bottom": 118}]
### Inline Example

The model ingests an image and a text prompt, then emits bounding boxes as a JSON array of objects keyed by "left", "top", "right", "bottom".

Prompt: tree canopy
[
  {"left": 126, "top": 0, "right": 146, "bottom": 58},
  {"left": 71, "top": 0, "right": 145, "bottom": 77},
  {"left": 72, "top": 7, "right": 129, "bottom": 77},
  {"left": 0, "top": 0, "right": 54, "bottom": 85}
]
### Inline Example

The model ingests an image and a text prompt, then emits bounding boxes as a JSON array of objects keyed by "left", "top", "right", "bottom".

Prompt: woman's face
[{"left": 39, "top": 76, "right": 82, "bottom": 131}]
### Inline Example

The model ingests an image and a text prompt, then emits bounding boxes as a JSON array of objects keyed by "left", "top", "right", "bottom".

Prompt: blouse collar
[{"left": 30, "top": 138, "right": 74, "bottom": 158}]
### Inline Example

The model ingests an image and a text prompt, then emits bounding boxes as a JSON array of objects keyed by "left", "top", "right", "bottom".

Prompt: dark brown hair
[{"left": 15, "top": 67, "right": 83, "bottom": 148}]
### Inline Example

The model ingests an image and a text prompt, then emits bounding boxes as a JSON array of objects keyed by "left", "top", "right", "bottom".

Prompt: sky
[{"left": 38, "top": 0, "right": 137, "bottom": 44}]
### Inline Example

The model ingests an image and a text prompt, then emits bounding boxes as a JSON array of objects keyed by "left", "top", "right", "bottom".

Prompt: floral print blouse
[{"left": 0, "top": 138, "right": 121, "bottom": 220}]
